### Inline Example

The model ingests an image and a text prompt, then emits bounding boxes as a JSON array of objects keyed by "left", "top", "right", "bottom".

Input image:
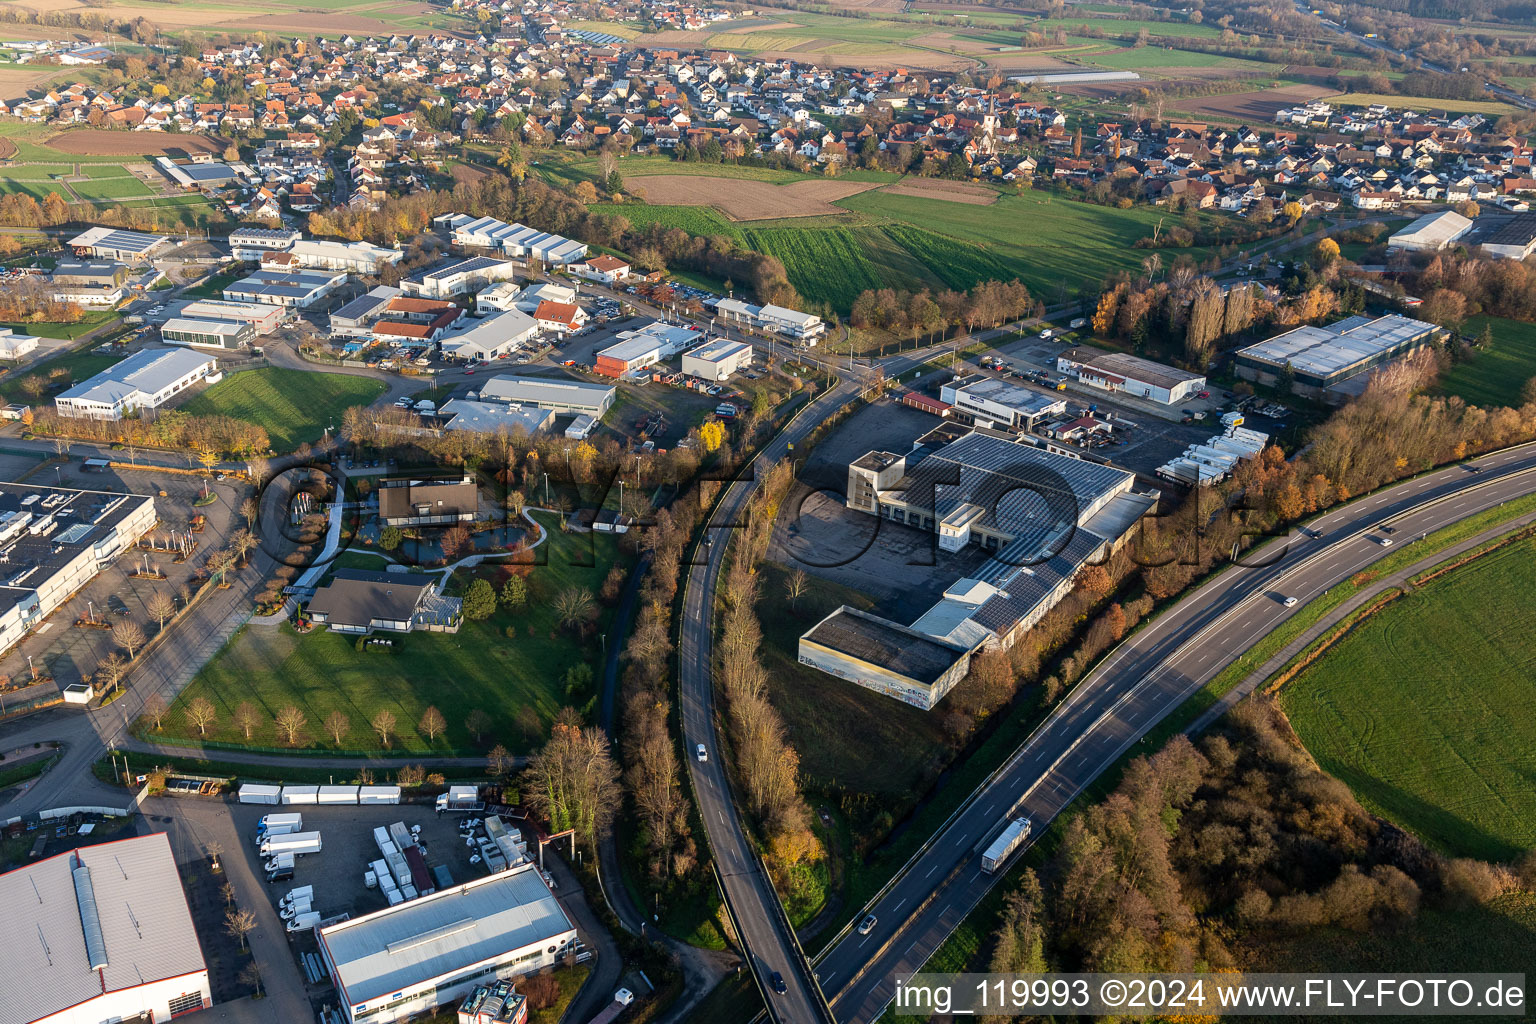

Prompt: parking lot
[{"left": 0, "top": 460, "right": 243, "bottom": 696}]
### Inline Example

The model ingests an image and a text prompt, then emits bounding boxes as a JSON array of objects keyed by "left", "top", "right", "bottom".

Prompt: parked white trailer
[
  {"left": 372, "top": 826, "right": 390, "bottom": 854},
  {"left": 388, "top": 822, "right": 413, "bottom": 851},
  {"left": 259, "top": 811, "right": 303, "bottom": 831},
  {"left": 317, "top": 785, "right": 359, "bottom": 805},
  {"left": 358, "top": 785, "right": 402, "bottom": 805},
  {"left": 281, "top": 785, "right": 320, "bottom": 805},
  {"left": 981, "top": 817, "right": 1033, "bottom": 875},
  {"left": 435, "top": 785, "right": 484, "bottom": 812},
  {"left": 238, "top": 784, "right": 281, "bottom": 805},
  {"left": 260, "top": 831, "right": 323, "bottom": 857}
]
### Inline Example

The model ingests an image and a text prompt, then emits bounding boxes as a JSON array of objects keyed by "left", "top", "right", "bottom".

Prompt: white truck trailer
[
  {"left": 259, "top": 830, "right": 322, "bottom": 858},
  {"left": 981, "top": 817, "right": 1033, "bottom": 875}
]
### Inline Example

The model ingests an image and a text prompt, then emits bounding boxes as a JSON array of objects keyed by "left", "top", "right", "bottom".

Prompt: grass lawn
[
  {"left": 149, "top": 512, "right": 628, "bottom": 754},
  {"left": 177, "top": 367, "right": 386, "bottom": 452},
  {"left": 1436, "top": 316, "right": 1536, "bottom": 408},
  {"left": 1280, "top": 539, "right": 1536, "bottom": 862},
  {"left": 593, "top": 201, "right": 743, "bottom": 241},
  {"left": 0, "top": 309, "right": 117, "bottom": 342},
  {"left": 182, "top": 271, "right": 240, "bottom": 299},
  {"left": 68, "top": 175, "right": 154, "bottom": 201}
]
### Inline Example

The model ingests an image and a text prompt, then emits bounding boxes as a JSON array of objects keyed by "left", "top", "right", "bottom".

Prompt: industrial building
[
  {"left": 180, "top": 298, "right": 286, "bottom": 335},
  {"left": 1476, "top": 213, "right": 1536, "bottom": 260},
  {"left": 156, "top": 156, "right": 240, "bottom": 189},
  {"left": 229, "top": 226, "right": 302, "bottom": 259},
  {"left": 438, "top": 309, "right": 540, "bottom": 363},
  {"left": 223, "top": 267, "right": 347, "bottom": 308},
  {"left": 434, "top": 214, "right": 589, "bottom": 265},
  {"left": 0, "top": 327, "right": 40, "bottom": 360},
  {"left": 55, "top": 347, "right": 220, "bottom": 420},
  {"left": 307, "top": 568, "right": 461, "bottom": 635},
  {"left": 1235, "top": 313, "right": 1443, "bottom": 400},
  {"left": 439, "top": 399, "right": 556, "bottom": 436},
  {"left": 713, "top": 298, "right": 824, "bottom": 342},
  {"left": 277, "top": 238, "right": 403, "bottom": 275},
  {"left": 0, "top": 833, "right": 210, "bottom": 1024},
  {"left": 594, "top": 321, "right": 701, "bottom": 379},
  {"left": 68, "top": 226, "right": 172, "bottom": 263},
  {"left": 940, "top": 374, "right": 1066, "bottom": 430},
  {"left": 330, "top": 286, "right": 403, "bottom": 338},
  {"left": 1388, "top": 209, "right": 1473, "bottom": 252},
  {"left": 1055, "top": 349, "right": 1206, "bottom": 405},
  {"left": 49, "top": 261, "right": 129, "bottom": 307},
  {"left": 0, "top": 483, "right": 157, "bottom": 656},
  {"left": 318, "top": 863, "right": 578, "bottom": 1024},
  {"left": 799, "top": 429, "right": 1155, "bottom": 709},
  {"left": 476, "top": 375, "right": 616, "bottom": 417},
  {"left": 402, "top": 256, "right": 520, "bottom": 300},
  {"left": 160, "top": 317, "right": 254, "bottom": 350},
  {"left": 682, "top": 338, "right": 753, "bottom": 381}
]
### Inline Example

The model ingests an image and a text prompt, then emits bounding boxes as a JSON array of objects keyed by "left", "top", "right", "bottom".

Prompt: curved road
[{"left": 814, "top": 442, "right": 1536, "bottom": 1022}]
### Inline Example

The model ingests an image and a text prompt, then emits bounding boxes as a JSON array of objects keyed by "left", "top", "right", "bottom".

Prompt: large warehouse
[
  {"left": 68, "top": 226, "right": 173, "bottom": 263},
  {"left": 438, "top": 309, "right": 540, "bottom": 362},
  {"left": 0, "top": 833, "right": 210, "bottom": 1024},
  {"left": 1235, "top": 313, "right": 1443, "bottom": 399},
  {"left": 476, "top": 375, "right": 616, "bottom": 417},
  {"left": 179, "top": 298, "right": 285, "bottom": 335},
  {"left": 1388, "top": 209, "right": 1473, "bottom": 252},
  {"left": 800, "top": 428, "right": 1156, "bottom": 709},
  {"left": 0, "top": 483, "right": 157, "bottom": 655},
  {"left": 160, "top": 317, "right": 253, "bottom": 350},
  {"left": 1055, "top": 348, "right": 1206, "bottom": 405},
  {"left": 318, "top": 864, "right": 578, "bottom": 1024},
  {"left": 1476, "top": 212, "right": 1536, "bottom": 260},
  {"left": 55, "top": 347, "right": 220, "bottom": 420},
  {"left": 223, "top": 268, "right": 347, "bottom": 308}
]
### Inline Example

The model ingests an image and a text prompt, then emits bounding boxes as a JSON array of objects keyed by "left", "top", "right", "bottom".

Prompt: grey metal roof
[
  {"left": 1237, "top": 314, "right": 1439, "bottom": 379},
  {"left": 57, "top": 347, "right": 216, "bottom": 408},
  {"left": 332, "top": 285, "right": 402, "bottom": 323},
  {"left": 226, "top": 269, "right": 342, "bottom": 300},
  {"left": 478, "top": 374, "right": 614, "bottom": 410},
  {"left": 440, "top": 399, "right": 554, "bottom": 435},
  {"left": 0, "top": 834, "right": 205, "bottom": 1024},
  {"left": 320, "top": 865, "right": 574, "bottom": 1008},
  {"left": 404, "top": 256, "right": 510, "bottom": 285}
]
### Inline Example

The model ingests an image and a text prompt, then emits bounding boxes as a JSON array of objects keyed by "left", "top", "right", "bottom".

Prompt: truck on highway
[
  {"left": 981, "top": 817, "right": 1033, "bottom": 874},
  {"left": 259, "top": 831, "right": 322, "bottom": 858}
]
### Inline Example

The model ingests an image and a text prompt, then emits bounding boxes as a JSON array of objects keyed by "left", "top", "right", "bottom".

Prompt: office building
[
  {"left": 401, "top": 257, "right": 519, "bottom": 300},
  {"left": 318, "top": 864, "right": 577, "bottom": 1024},
  {"left": 0, "top": 833, "right": 210, "bottom": 1024},
  {"left": 179, "top": 298, "right": 286, "bottom": 335},
  {"left": 940, "top": 374, "right": 1066, "bottom": 430},
  {"left": 377, "top": 476, "right": 478, "bottom": 526},
  {"left": 55, "top": 347, "right": 219, "bottom": 420},
  {"left": 0, "top": 483, "right": 157, "bottom": 655},
  {"left": 307, "top": 568, "right": 460, "bottom": 635},
  {"left": 229, "top": 226, "right": 302, "bottom": 260},
  {"left": 714, "top": 298, "right": 824, "bottom": 342}
]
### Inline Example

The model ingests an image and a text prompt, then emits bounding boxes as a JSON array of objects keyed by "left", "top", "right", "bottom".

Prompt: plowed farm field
[
  {"left": 880, "top": 178, "right": 998, "bottom": 204},
  {"left": 44, "top": 130, "right": 226, "bottom": 157},
  {"left": 626, "top": 175, "right": 881, "bottom": 220}
]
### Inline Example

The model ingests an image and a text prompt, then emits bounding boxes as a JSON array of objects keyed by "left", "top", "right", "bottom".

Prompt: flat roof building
[
  {"left": 1235, "top": 313, "right": 1443, "bottom": 399},
  {"left": 156, "top": 156, "right": 239, "bottom": 189},
  {"left": 682, "top": 338, "right": 753, "bottom": 381},
  {"left": 1389, "top": 209, "right": 1473, "bottom": 252},
  {"left": 476, "top": 375, "right": 616, "bottom": 417},
  {"left": 0, "top": 483, "right": 157, "bottom": 656},
  {"left": 714, "top": 297, "right": 824, "bottom": 342},
  {"left": 68, "top": 226, "right": 172, "bottom": 263},
  {"left": 228, "top": 226, "right": 302, "bottom": 259},
  {"left": 330, "top": 286, "right": 402, "bottom": 338},
  {"left": 55, "top": 347, "right": 219, "bottom": 420},
  {"left": 402, "top": 256, "right": 519, "bottom": 300},
  {"left": 440, "top": 399, "right": 556, "bottom": 436},
  {"left": 801, "top": 429, "right": 1155, "bottom": 709},
  {"left": 307, "top": 568, "right": 460, "bottom": 634},
  {"left": 179, "top": 298, "right": 285, "bottom": 335},
  {"left": 224, "top": 267, "right": 347, "bottom": 308},
  {"left": 439, "top": 309, "right": 540, "bottom": 363},
  {"left": 1056, "top": 348, "right": 1206, "bottom": 405},
  {"left": 1476, "top": 212, "right": 1536, "bottom": 260},
  {"left": 0, "top": 833, "right": 210, "bottom": 1024},
  {"left": 940, "top": 373, "right": 1067, "bottom": 430},
  {"left": 594, "top": 321, "right": 701, "bottom": 379},
  {"left": 283, "top": 238, "right": 404, "bottom": 275},
  {"left": 318, "top": 863, "right": 578, "bottom": 1024},
  {"left": 161, "top": 317, "right": 254, "bottom": 350}
]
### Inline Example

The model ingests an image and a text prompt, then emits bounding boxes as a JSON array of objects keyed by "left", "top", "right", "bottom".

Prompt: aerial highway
[{"left": 814, "top": 442, "right": 1536, "bottom": 1023}]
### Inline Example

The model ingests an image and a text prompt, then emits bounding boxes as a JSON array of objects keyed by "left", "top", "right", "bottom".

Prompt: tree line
[
  {"left": 29, "top": 407, "right": 272, "bottom": 458},
  {"left": 849, "top": 280, "right": 1037, "bottom": 341}
]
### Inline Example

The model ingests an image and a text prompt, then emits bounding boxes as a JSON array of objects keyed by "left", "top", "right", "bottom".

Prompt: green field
[
  {"left": 149, "top": 512, "right": 624, "bottom": 754},
  {"left": 177, "top": 367, "right": 386, "bottom": 451},
  {"left": 741, "top": 226, "right": 895, "bottom": 308},
  {"left": 82, "top": 164, "right": 136, "bottom": 179},
  {"left": 1281, "top": 540, "right": 1536, "bottom": 861},
  {"left": 1326, "top": 91, "right": 1522, "bottom": 117},
  {"left": 1437, "top": 316, "right": 1536, "bottom": 409},
  {"left": 0, "top": 178, "right": 68, "bottom": 201},
  {"left": 68, "top": 176, "right": 154, "bottom": 201},
  {"left": 1082, "top": 47, "right": 1280, "bottom": 70},
  {"left": 882, "top": 224, "right": 1022, "bottom": 292},
  {"left": 600, "top": 201, "right": 742, "bottom": 240}
]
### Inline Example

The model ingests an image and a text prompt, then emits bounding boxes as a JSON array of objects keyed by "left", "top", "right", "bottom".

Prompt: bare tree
[
  {"left": 465, "top": 708, "right": 492, "bottom": 744},
  {"left": 418, "top": 706, "right": 446, "bottom": 743},
  {"left": 142, "top": 690, "right": 168, "bottom": 730},
  {"left": 229, "top": 528, "right": 257, "bottom": 566},
  {"left": 785, "top": 568, "right": 808, "bottom": 611},
  {"left": 186, "top": 696, "right": 217, "bottom": 736},
  {"left": 220, "top": 880, "right": 236, "bottom": 906},
  {"left": 112, "top": 619, "right": 146, "bottom": 658},
  {"left": 371, "top": 709, "right": 398, "bottom": 748},
  {"left": 553, "top": 586, "right": 595, "bottom": 631},
  {"left": 206, "top": 548, "right": 238, "bottom": 586},
  {"left": 95, "top": 652, "right": 126, "bottom": 695},
  {"left": 147, "top": 590, "right": 176, "bottom": 631},
  {"left": 324, "top": 709, "right": 351, "bottom": 746},
  {"left": 487, "top": 743, "right": 513, "bottom": 779},
  {"left": 274, "top": 705, "right": 306, "bottom": 745},
  {"left": 224, "top": 908, "right": 257, "bottom": 951},
  {"left": 233, "top": 701, "right": 261, "bottom": 740},
  {"left": 238, "top": 961, "right": 263, "bottom": 998},
  {"left": 246, "top": 458, "right": 270, "bottom": 488},
  {"left": 523, "top": 721, "right": 621, "bottom": 847}
]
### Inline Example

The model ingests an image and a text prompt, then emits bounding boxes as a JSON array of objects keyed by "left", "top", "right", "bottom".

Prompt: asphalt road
[{"left": 815, "top": 442, "right": 1536, "bottom": 1023}]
